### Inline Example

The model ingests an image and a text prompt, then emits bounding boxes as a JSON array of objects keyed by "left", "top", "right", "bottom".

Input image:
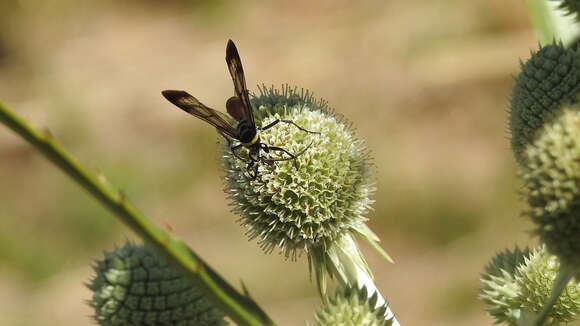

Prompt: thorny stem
[{"left": 0, "top": 100, "right": 277, "bottom": 326}]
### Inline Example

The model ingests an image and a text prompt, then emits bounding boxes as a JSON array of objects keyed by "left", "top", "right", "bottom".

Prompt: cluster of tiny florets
[
  {"left": 313, "top": 286, "right": 393, "bottom": 326},
  {"left": 223, "top": 85, "right": 374, "bottom": 258},
  {"left": 87, "top": 243, "right": 227, "bottom": 326},
  {"left": 522, "top": 107, "right": 580, "bottom": 270}
]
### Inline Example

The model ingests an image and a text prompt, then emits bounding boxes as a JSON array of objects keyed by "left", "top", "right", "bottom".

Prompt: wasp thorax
[
  {"left": 236, "top": 119, "right": 258, "bottom": 145},
  {"left": 222, "top": 85, "right": 375, "bottom": 258}
]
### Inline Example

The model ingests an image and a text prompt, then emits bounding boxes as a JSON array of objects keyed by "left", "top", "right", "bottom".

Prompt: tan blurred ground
[{"left": 0, "top": 1, "right": 560, "bottom": 325}]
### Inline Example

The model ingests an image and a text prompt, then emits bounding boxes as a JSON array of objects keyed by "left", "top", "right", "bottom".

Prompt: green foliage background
[{"left": 0, "top": 0, "right": 546, "bottom": 325}]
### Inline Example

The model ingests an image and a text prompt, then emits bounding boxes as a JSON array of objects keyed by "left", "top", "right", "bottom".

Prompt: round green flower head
[
  {"left": 313, "top": 286, "right": 393, "bottom": 326},
  {"left": 87, "top": 242, "right": 227, "bottom": 326},
  {"left": 516, "top": 246, "right": 580, "bottom": 324},
  {"left": 508, "top": 43, "right": 580, "bottom": 165},
  {"left": 480, "top": 247, "right": 532, "bottom": 325},
  {"left": 223, "top": 84, "right": 376, "bottom": 259},
  {"left": 522, "top": 107, "right": 580, "bottom": 271}
]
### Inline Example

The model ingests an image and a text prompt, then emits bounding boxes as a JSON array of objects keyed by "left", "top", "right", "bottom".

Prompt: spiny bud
[
  {"left": 516, "top": 246, "right": 580, "bottom": 323},
  {"left": 313, "top": 286, "right": 393, "bottom": 326},
  {"left": 87, "top": 242, "right": 227, "bottom": 326},
  {"left": 521, "top": 107, "right": 580, "bottom": 271},
  {"left": 508, "top": 43, "right": 580, "bottom": 165},
  {"left": 223, "top": 84, "right": 391, "bottom": 294},
  {"left": 480, "top": 247, "right": 532, "bottom": 325},
  {"left": 556, "top": 0, "right": 580, "bottom": 22}
]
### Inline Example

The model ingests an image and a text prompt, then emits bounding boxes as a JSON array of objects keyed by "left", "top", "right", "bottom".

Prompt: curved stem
[
  {"left": 0, "top": 100, "right": 276, "bottom": 326},
  {"left": 526, "top": 0, "right": 557, "bottom": 44},
  {"left": 530, "top": 264, "right": 574, "bottom": 326}
]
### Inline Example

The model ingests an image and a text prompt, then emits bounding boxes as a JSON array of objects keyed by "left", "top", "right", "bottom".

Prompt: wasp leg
[
  {"left": 216, "top": 129, "right": 247, "bottom": 163},
  {"left": 267, "top": 141, "right": 314, "bottom": 170},
  {"left": 268, "top": 141, "right": 313, "bottom": 161},
  {"left": 260, "top": 119, "right": 320, "bottom": 135},
  {"left": 280, "top": 120, "right": 320, "bottom": 134},
  {"left": 244, "top": 159, "right": 259, "bottom": 180},
  {"left": 229, "top": 143, "right": 251, "bottom": 164},
  {"left": 260, "top": 119, "right": 281, "bottom": 131}
]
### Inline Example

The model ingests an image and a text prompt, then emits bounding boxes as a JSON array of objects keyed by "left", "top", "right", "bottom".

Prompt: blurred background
[{"left": 0, "top": 0, "right": 547, "bottom": 325}]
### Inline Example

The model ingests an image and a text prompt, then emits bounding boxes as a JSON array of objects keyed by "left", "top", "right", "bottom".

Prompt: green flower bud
[
  {"left": 313, "top": 286, "right": 394, "bottom": 326},
  {"left": 521, "top": 107, "right": 580, "bottom": 271},
  {"left": 87, "top": 243, "right": 227, "bottom": 326},
  {"left": 223, "top": 84, "right": 391, "bottom": 295},
  {"left": 516, "top": 246, "right": 580, "bottom": 324},
  {"left": 480, "top": 247, "right": 532, "bottom": 325},
  {"left": 508, "top": 43, "right": 580, "bottom": 164}
]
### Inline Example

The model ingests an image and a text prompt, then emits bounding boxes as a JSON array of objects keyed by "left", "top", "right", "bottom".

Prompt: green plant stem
[
  {"left": 530, "top": 265, "right": 574, "bottom": 326},
  {"left": 0, "top": 100, "right": 276, "bottom": 326}
]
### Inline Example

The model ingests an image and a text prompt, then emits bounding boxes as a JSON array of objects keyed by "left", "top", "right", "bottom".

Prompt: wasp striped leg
[
  {"left": 228, "top": 143, "right": 250, "bottom": 164},
  {"left": 216, "top": 129, "right": 249, "bottom": 163},
  {"left": 244, "top": 158, "right": 259, "bottom": 180}
]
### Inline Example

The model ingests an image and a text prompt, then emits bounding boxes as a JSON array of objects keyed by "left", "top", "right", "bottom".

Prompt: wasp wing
[
  {"left": 162, "top": 90, "right": 239, "bottom": 139},
  {"left": 225, "top": 40, "right": 255, "bottom": 127}
]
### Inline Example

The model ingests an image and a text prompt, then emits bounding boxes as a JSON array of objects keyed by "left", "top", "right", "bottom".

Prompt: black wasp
[{"left": 162, "top": 40, "right": 319, "bottom": 178}]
